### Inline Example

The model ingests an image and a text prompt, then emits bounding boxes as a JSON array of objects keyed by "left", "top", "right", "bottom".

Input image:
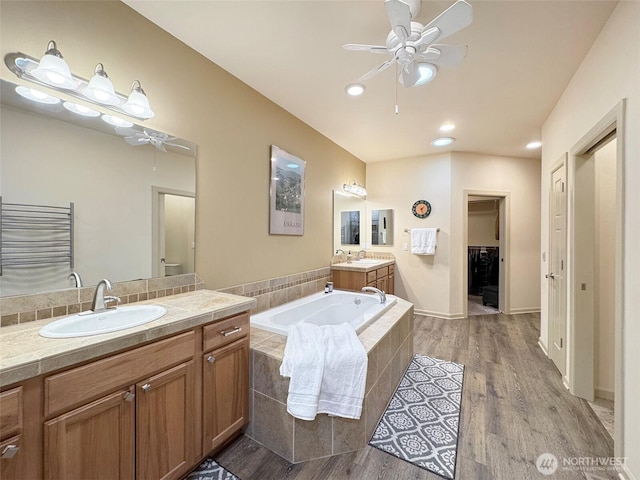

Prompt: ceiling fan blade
[
  {"left": 414, "top": 26, "right": 441, "bottom": 51},
  {"left": 385, "top": 0, "right": 412, "bottom": 41},
  {"left": 343, "top": 43, "right": 389, "bottom": 54},
  {"left": 358, "top": 58, "right": 395, "bottom": 82},
  {"left": 124, "top": 136, "right": 149, "bottom": 146},
  {"left": 422, "top": 0, "right": 473, "bottom": 44},
  {"left": 423, "top": 44, "right": 468, "bottom": 67},
  {"left": 399, "top": 63, "right": 419, "bottom": 88},
  {"left": 155, "top": 142, "right": 167, "bottom": 153}
]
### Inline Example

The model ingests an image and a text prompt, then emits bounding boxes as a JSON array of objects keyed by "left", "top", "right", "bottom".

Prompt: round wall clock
[{"left": 412, "top": 200, "right": 431, "bottom": 218}]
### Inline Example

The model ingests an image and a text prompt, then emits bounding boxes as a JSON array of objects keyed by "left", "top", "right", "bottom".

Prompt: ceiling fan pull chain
[{"left": 395, "top": 62, "right": 399, "bottom": 115}]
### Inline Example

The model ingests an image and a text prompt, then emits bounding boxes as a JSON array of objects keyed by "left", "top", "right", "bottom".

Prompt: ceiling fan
[
  {"left": 344, "top": 0, "right": 473, "bottom": 88},
  {"left": 115, "top": 127, "right": 190, "bottom": 152}
]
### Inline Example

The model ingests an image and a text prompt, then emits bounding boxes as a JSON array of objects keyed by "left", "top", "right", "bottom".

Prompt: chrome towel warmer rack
[{"left": 0, "top": 196, "right": 74, "bottom": 275}]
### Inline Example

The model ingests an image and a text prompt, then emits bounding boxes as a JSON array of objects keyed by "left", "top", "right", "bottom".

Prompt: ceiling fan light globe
[{"left": 414, "top": 63, "right": 437, "bottom": 86}]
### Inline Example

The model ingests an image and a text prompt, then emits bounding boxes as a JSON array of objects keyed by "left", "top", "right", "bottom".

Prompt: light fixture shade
[
  {"left": 31, "top": 41, "right": 78, "bottom": 89},
  {"left": 414, "top": 63, "right": 437, "bottom": 86},
  {"left": 123, "top": 80, "right": 154, "bottom": 119},
  {"left": 343, "top": 182, "right": 367, "bottom": 197},
  {"left": 84, "top": 64, "right": 120, "bottom": 105}
]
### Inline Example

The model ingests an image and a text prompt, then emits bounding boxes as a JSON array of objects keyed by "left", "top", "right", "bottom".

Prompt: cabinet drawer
[
  {"left": 45, "top": 331, "right": 194, "bottom": 417},
  {"left": 204, "top": 313, "right": 249, "bottom": 352},
  {"left": 366, "top": 271, "right": 377, "bottom": 284},
  {"left": 376, "top": 266, "right": 389, "bottom": 278},
  {"left": 0, "top": 387, "right": 22, "bottom": 439}
]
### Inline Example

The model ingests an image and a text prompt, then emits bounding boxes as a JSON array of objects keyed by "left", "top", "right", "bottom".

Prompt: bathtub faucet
[{"left": 361, "top": 286, "right": 386, "bottom": 304}]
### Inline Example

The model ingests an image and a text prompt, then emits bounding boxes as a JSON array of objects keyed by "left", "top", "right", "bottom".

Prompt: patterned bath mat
[
  {"left": 184, "top": 457, "right": 240, "bottom": 480},
  {"left": 369, "top": 354, "right": 465, "bottom": 480}
]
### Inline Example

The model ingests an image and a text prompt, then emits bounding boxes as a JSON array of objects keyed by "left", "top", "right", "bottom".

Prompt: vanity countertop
[
  {"left": 0, "top": 289, "right": 256, "bottom": 387},
  {"left": 330, "top": 258, "right": 395, "bottom": 272}
]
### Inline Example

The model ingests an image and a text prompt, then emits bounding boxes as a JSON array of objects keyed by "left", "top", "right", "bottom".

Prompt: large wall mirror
[
  {"left": 0, "top": 79, "right": 196, "bottom": 297},
  {"left": 332, "top": 191, "right": 365, "bottom": 253}
]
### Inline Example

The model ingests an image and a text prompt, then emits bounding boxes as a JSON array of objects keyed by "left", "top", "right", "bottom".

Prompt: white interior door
[{"left": 549, "top": 162, "right": 568, "bottom": 376}]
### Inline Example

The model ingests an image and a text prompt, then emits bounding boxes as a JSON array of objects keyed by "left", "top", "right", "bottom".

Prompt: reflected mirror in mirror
[
  {"left": 340, "top": 211, "right": 360, "bottom": 245},
  {"left": 371, "top": 209, "right": 394, "bottom": 246},
  {"left": 333, "top": 190, "right": 364, "bottom": 253},
  {"left": 0, "top": 79, "right": 197, "bottom": 297}
]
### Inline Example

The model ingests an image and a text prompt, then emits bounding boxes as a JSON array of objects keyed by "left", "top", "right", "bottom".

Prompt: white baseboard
[
  {"left": 594, "top": 388, "right": 615, "bottom": 401},
  {"left": 538, "top": 337, "right": 549, "bottom": 356},
  {"left": 414, "top": 309, "right": 465, "bottom": 320},
  {"left": 508, "top": 307, "right": 541, "bottom": 314}
]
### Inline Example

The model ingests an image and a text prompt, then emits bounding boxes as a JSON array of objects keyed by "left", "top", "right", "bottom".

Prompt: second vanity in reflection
[{"left": 331, "top": 258, "right": 395, "bottom": 295}]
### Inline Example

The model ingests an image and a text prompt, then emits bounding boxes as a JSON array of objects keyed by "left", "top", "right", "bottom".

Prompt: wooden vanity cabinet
[
  {"left": 202, "top": 313, "right": 249, "bottom": 453},
  {"left": 332, "top": 263, "right": 395, "bottom": 295}
]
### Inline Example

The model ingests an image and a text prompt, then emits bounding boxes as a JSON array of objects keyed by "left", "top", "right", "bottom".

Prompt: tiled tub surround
[
  {"left": 248, "top": 297, "right": 414, "bottom": 463},
  {"left": 0, "top": 273, "right": 204, "bottom": 327},
  {"left": 0, "top": 289, "right": 256, "bottom": 387}
]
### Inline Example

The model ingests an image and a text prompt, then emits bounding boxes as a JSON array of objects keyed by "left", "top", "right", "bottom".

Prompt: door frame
[
  {"left": 151, "top": 186, "right": 196, "bottom": 278},
  {"left": 547, "top": 154, "right": 568, "bottom": 379},
  {"left": 567, "top": 100, "right": 625, "bottom": 457},
  {"left": 462, "top": 190, "right": 510, "bottom": 317}
]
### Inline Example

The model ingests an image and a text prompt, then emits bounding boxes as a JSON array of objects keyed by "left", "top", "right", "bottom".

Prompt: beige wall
[
  {"left": 164, "top": 194, "right": 195, "bottom": 276},
  {"left": 366, "top": 152, "right": 540, "bottom": 317},
  {"left": 468, "top": 205, "right": 500, "bottom": 247},
  {"left": 0, "top": 0, "right": 365, "bottom": 291},
  {"left": 540, "top": 1, "right": 639, "bottom": 474}
]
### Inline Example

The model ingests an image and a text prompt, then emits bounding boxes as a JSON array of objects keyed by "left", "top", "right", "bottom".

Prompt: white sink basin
[
  {"left": 39, "top": 305, "right": 167, "bottom": 338},
  {"left": 355, "top": 259, "right": 384, "bottom": 265}
]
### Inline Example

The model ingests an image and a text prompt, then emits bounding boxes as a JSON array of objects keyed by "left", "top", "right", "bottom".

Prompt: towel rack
[
  {"left": 0, "top": 196, "right": 74, "bottom": 275},
  {"left": 404, "top": 228, "right": 439, "bottom": 233}
]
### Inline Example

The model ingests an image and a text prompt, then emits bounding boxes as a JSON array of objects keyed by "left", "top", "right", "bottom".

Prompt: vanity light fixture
[
  {"left": 5, "top": 41, "right": 155, "bottom": 121},
  {"left": 31, "top": 41, "right": 78, "bottom": 89},
  {"left": 83, "top": 63, "right": 120, "bottom": 106},
  {"left": 343, "top": 182, "right": 367, "bottom": 197},
  {"left": 431, "top": 137, "right": 455, "bottom": 147},
  {"left": 345, "top": 83, "right": 366, "bottom": 97},
  {"left": 102, "top": 114, "right": 133, "bottom": 128},
  {"left": 15, "top": 85, "right": 60, "bottom": 105},
  {"left": 123, "top": 80, "right": 154, "bottom": 119},
  {"left": 526, "top": 141, "right": 542, "bottom": 149},
  {"left": 63, "top": 101, "right": 100, "bottom": 117}
]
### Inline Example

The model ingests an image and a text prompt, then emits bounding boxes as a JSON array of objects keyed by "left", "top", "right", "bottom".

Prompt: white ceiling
[{"left": 123, "top": 0, "right": 617, "bottom": 163}]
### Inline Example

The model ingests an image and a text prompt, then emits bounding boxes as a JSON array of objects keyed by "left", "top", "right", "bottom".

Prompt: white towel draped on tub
[
  {"left": 411, "top": 227, "right": 438, "bottom": 255},
  {"left": 280, "top": 322, "right": 368, "bottom": 421}
]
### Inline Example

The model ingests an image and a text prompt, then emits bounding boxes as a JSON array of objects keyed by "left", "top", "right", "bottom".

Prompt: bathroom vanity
[
  {"left": 0, "top": 290, "right": 255, "bottom": 480},
  {"left": 331, "top": 259, "right": 395, "bottom": 295}
]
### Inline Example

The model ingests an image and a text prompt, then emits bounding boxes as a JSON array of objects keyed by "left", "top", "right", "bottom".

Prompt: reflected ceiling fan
[
  {"left": 344, "top": 0, "right": 473, "bottom": 88},
  {"left": 115, "top": 127, "right": 190, "bottom": 152}
]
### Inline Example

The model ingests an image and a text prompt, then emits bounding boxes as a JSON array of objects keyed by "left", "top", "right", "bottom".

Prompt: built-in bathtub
[
  {"left": 250, "top": 290, "right": 397, "bottom": 336},
  {"left": 247, "top": 293, "right": 414, "bottom": 463}
]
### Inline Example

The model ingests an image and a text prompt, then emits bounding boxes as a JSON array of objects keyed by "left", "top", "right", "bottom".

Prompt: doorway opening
[{"left": 463, "top": 191, "right": 509, "bottom": 317}]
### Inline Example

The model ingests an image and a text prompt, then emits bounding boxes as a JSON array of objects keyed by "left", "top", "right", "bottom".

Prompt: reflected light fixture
[
  {"left": 63, "top": 101, "right": 100, "bottom": 117},
  {"left": 123, "top": 80, "right": 154, "bottom": 119},
  {"left": 526, "top": 141, "right": 542, "bottom": 149},
  {"left": 345, "top": 83, "right": 366, "bottom": 96},
  {"left": 31, "top": 41, "right": 78, "bottom": 89},
  {"left": 102, "top": 114, "right": 133, "bottom": 128},
  {"left": 84, "top": 63, "right": 120, "bottom": 105},
  {"left": 343, "top": 182, "right": 367, "bottom": 197},
  {"left": 431, "top": 137, "right": 455, "bottom": 147},
  {"left": 15, "top": 85, "right": 60, "bottom": 105}
]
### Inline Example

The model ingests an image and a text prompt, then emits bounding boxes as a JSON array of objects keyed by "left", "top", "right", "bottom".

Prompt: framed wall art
[{"left": 269, "top": 145, "right": 305, "bottom": 235}]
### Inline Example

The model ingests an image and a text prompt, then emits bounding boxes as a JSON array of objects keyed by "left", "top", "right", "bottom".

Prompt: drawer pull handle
[
  {"left": 123, "top": 392, "right": 135, "bottom": 402},
  {"left": 207, "top": 355, "right": 216, "bottom": 364},
  {"left": 1, "top": 445, "right": 20, "bottom": 459},
  {"left": 141, "top": 383, "right": 152, "bottom": 393},
  {"left": 220, "top": 327, "right": 242, "bottom": 337}
]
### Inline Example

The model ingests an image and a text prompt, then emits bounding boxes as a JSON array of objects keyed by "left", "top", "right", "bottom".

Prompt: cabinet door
[
  {"left": 388, "top": 273, "right": 395, "bottom": 295},
  {"left": 44, "top": 388, "right": 134, "bottom": 480},
  {"left": 202, "top": 336, "right": 249, "bottom": 453},
  {"left": 377, "top": 275, "right": 388, "bottom": 294},
  {"left": 136, "top": 361, "right": 196, "bottom": 480}
]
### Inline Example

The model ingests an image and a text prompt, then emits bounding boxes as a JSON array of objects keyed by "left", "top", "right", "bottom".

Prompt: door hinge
[
  {"left": 560, "top": 338, "right": 563, "bottom": 348},
  {"left": 562, "top": 182, "right": 565, "bottom": 193},
  {"left": 561, "top": 260, "right": 564, "bottom": 270}
]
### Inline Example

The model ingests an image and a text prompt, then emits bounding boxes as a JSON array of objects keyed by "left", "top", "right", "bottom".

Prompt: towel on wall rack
[{"left": 410, "top": 227, "right": 438, "bottom": 255}]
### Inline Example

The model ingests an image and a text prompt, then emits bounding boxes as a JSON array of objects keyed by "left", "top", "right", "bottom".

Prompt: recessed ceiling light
[
  {"left": 440, "top": 123, "right": 455, "bottom": 132},
  {"left": 431, "top": 137, "right": 455, "bottom": 147},
  {"left": 15, "top": 85, "right": 60, "bottom": 105},
  {"left": 526, "top": 141, "right": 542, "bottom": 149},
  {"left": 63, "top": 101, "right": 100, "bottom": 117},
  {"left": 345, "top": 83, "right": 366, "bottom": 96}
]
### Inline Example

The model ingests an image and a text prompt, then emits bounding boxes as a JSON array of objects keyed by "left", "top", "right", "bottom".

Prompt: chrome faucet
[
  {"left": 355, "top": 250, "right": 366, "bottom": 260},
  {"left": 68, "top": 272, "right": 83, "bottom": 288},
  {"left": 335, "top": 249, "right": 346, "bottom": 255},
  {"left": 91, "top": 279, "right": 120, "bottom": 313},
  {"left": 361, "top": 286, "right": 386, "bottom": 304}
]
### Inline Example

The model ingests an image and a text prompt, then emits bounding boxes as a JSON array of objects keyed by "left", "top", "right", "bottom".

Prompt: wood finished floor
[{"left": 214, "top": 313, "right": 615, "bottom": 480}]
